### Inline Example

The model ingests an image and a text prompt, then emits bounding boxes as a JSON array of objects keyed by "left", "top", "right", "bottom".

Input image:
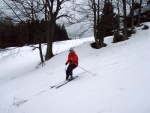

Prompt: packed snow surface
[{"left": 0, "top": 23, "right": 150, "bottom": 113}]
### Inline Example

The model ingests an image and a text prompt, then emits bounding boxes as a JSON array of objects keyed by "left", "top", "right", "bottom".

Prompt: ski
[
  {"left": 50, "top": 80, "right": 67, "bottom": 89},
  {"left": 56, "top": 76, "right": 79, "bottom": 89},
  {"left": 50, "top": 76, "right": 79, "bottom": 89}
]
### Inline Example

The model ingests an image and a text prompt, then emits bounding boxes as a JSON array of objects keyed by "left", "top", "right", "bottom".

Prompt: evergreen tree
[
  {"left": 99, "top": 0, "right": 116, "bottom": 38},
  {"left": 61, "top": 24, "right": 69, "bottom": 41},
  {"left": 0, "top": 19, "right": 69, "bottom": 48},
  {"left": 53, "top": 24, "right": 69, "bottom": 42}
]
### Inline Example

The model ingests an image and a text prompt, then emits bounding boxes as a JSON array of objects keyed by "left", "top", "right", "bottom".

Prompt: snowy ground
[{"left": 0, "top": 23, "right": 150, "bottom": 113}]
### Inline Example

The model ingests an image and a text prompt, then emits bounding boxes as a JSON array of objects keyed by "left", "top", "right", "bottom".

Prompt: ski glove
[{"left": 65, "top": 60, "right": 72, "bottom": 65}]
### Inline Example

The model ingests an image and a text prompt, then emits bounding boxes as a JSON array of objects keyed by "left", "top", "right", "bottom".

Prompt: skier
[{"left": 65, "top": 48, "right": 78, "bottom": 80}]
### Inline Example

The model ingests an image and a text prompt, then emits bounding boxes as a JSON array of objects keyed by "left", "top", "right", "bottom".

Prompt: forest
[{"left": 0, "top": 18, "right": 69, "bottom": 48}]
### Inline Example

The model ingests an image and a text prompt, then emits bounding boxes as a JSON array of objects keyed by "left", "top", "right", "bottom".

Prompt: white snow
[{"left": 1, "top": 23, "right": 150, "bottom": 113}]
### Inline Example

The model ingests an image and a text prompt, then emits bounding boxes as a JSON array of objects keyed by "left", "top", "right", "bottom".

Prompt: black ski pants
[{"left": 66, "top": 64, "right": 77, "bottom": 80}]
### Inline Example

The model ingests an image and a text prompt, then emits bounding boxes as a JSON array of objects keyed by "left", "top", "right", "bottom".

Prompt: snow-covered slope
[{"left": 1, "top": 23, "right": 150, "bottom": 113}]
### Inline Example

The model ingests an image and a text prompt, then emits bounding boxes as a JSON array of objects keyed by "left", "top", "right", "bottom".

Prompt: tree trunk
[
  {"left": 31, "top": 4, "right": 44, "bottom": 65},
  {"left": 97, "top": 0, "right": 102, "bottom": 48},
  {"left": 122, "top": 0, "right": 127, "bottom": 40},
  {"left": 45, "top": 19, "right": 55, "bottom": 60},
  {"left": 131, "top": 0, "right": 134, "bottom": 33},
  {"left": 93, "top": 0, "right": 100, "bottom": 49},
  {"left": 137, "top": 0, "right": 142, "bottom": 26},
  {"left": 94, "top": 22, "right": 100, "bottom": 49},
  {"left": 117, "top": 1, "right": 120, "bottom": 32},
  {"left": 101, "top": 27, "right": 106, "bottom": 46},
  {"left": 39, "top": 42, "right": 44, "bottom": 65}
]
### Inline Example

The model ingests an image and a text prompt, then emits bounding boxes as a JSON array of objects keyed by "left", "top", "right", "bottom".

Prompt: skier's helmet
[{"left": 69, "top": 47, "right": 74, "bottom": 51}]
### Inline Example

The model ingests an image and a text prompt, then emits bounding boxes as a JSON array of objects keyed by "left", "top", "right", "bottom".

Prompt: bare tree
[
  {"left": 44, "top": 0, "right": 75, "bottom": 60},
  {"left": 92, "top": 0, "right": 100, "bottom": 48},
  {"left": 131, "top": 0, "right": 134, "bottom": 33},
  {"left": 137, "top": 0, "right": 142, "bottom": 26},
  {"left": 2, "top": 0, "right": 45, "bottom": 65},
  {"left": 2, "top": 0, "right": 76, "bottom": 62},
  {"left": 97, "top": 0, "right": 102, "bottom": 48},
  {"left": 122, "top": 0, "right": 127, "bottom": 40},
  {"left": 75, "top": 0, "right": 106, "bottom": 49},
  {"left": 117, "top": 0, "right": 121, "bottom": 31},
  {"left": 74, "top": 0, "right": 119, "bottom": 48},
  {"left": 127, "top": 0, "right": 135, "bottom": 33}
]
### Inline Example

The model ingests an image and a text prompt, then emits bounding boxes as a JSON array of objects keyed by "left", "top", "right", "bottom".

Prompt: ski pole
[
  {"left": 65, "top": 65, "right": 67, "bottom": 71},
  {"left": 78, "top": 66, "right": 95, "bottom": 76}
]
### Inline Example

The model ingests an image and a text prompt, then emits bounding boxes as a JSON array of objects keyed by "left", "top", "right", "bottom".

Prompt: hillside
[{"left": 0, "top": 23, "right": 150, "bottom": 113}]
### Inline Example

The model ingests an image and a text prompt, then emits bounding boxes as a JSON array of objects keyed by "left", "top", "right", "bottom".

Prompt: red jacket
[{"left": 66, "top": 51, "right": 78, "bottom": 66}]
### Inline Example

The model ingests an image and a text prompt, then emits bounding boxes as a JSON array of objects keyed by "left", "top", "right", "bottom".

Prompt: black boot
[
  {"left": 68, "top": 75, "right": 73, "bottom": 80},
  {"left": 66, "top": 74, "right": 69, "bottom": 80}
]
